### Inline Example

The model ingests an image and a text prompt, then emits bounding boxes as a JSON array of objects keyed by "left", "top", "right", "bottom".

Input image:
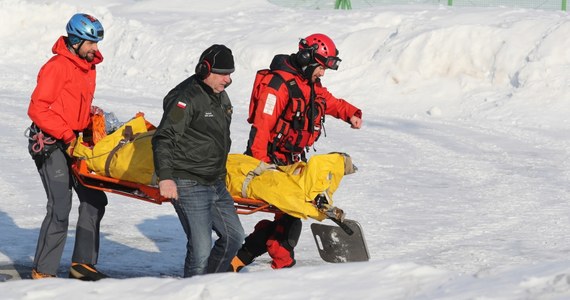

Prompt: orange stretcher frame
[
  {"left": 71, "top": 159, "right": 281, "bottom": 215},
  {"left": 71, "top": 159, "right": 367, "bottom": 263}
]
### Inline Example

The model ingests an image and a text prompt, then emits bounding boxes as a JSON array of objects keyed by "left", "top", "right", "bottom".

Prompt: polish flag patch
[{"left": 177, "top": 101, "right": 187, "bottom": 109}]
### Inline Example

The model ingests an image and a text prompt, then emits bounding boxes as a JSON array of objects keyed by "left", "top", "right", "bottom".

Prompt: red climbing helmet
[{"left": 298, "top": 33, "right": 341, "bottom": 70}]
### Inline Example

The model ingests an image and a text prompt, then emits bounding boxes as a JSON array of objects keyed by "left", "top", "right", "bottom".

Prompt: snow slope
[{"left": 1, "top": 0, "right": 570, "bottom": 299}]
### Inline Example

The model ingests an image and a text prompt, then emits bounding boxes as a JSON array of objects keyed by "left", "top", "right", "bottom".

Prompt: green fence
[
  {"left": 445, "top": 0, "right": 565, "bottom": 10},
  {"left": 270, "top": 0, "right": 567, "bottom": 11}
]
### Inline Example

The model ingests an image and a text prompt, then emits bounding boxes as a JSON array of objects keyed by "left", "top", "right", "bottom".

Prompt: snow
[{"left": 1, "top": 0, "right": 570, "bottom": 299}]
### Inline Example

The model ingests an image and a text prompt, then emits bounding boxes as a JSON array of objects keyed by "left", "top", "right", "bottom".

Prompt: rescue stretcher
[
  {"left": 71, "top": 158, "right": 280, "bottom": 215},
  {"left": 67, "top": 111, "right": 369, "bottom": 263},
  {"left": 70, "top": 158, "right": 370, "bottom": 263}
]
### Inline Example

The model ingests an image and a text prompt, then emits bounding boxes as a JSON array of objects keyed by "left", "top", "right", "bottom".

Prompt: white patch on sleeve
[{"left": 263, "top": 93, "right": 277, "bottom": 116}]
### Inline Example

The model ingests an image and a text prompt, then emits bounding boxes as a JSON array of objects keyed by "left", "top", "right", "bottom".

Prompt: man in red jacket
[
  {"left": 27, "top": 13, "right": 108, "bottom": 281},
  {"left": 231, "top": 33, "right": 363, "bottom": 271}
]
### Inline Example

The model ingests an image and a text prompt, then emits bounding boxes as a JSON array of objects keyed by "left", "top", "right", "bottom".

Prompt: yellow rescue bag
[
  {"left": 72, "top": 115, "right": 354, "bottom": 221},
  {"left": 226, "top": 153, "right": 351, "bottom": 221},
  {"left": 72, "top": 116, "right": 157, "bottom": 185}
]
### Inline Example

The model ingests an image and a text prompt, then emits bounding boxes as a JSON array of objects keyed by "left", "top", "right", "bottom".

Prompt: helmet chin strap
[
  {"left": 76, "top": 40, "right": 87, "bottom": 58},
  {"left": 67, "top": 39, "right": 87, "bottom": 59},
  {"left": 302, "top": 63, "right": 320, "bottom": 82}
]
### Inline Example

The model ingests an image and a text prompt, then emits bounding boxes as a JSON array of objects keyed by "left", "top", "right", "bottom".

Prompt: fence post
[
  {"left": 448, "top": 0, "right": 453, "bottom": 6},
  {"left": 563, "top": 0, "right": 567, "bottom": 11}
]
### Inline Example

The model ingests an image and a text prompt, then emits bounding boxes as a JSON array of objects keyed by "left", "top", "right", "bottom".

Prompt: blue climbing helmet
[{"left": 66, "top": 13, "right": 104, "bottom": 44}]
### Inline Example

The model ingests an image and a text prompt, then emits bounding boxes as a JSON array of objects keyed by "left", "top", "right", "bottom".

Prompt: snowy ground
[{"left": 1, "top": 0, "right": 570, "bottom": 299}]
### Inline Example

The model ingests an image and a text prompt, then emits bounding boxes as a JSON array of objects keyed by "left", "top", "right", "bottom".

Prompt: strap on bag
[
  {"left": 104, "top": 126, "right": 135, "bottom": 177},
  {"left": 241, "top": 161, "right": 277, "bottom": 198}
]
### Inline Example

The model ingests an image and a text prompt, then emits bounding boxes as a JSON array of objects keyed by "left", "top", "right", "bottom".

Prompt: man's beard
[{"left": 81, "top": 52, "right": 95, "bottom": 62}]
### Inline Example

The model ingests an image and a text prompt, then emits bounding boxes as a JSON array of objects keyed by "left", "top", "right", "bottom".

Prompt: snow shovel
[{"left": 310, "top": 219, "right": 369, "bottom": 263}]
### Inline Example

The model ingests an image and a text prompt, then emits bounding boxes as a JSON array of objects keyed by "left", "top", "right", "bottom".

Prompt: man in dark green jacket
[{"left": 152, "top": 44, "right": 245, "bottom": 277}]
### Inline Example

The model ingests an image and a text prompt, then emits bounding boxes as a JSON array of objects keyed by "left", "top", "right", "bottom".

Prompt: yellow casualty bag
[
  {"left": 72, "top": 115, "right": 353, "bottom": 221},
  {"left": 226, "top": 153, "right": 352, "bottom": 221},
  {"left": 72, "top": 116, "right": 157, "bottom": 185}
]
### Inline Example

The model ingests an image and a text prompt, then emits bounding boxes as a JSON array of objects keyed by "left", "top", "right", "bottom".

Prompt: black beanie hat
[{"left": 198, "top": 44, "right": 235, "bottom": 74}]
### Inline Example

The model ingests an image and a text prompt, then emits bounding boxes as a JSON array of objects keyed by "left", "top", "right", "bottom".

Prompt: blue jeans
[{"left": 171, "top": 178, "right": 244, "bottom": 277}]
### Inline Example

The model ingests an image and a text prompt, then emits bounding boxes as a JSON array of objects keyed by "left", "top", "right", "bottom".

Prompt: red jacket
[
  {"left": 28, "top": 36, "right": 103, "bottom": 144},
  {"left": 247, "top": 55, "right": 362, "bottom": 163}
]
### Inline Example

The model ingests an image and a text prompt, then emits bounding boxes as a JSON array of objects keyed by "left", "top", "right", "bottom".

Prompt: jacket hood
[
  {"left": 52, "top": 36, "right": 103, "bottom": 71},
  {"left": 269, "top": 54, "right": 321, "bottom": 83},
  {"left": 269, "top": 54, "right": 301, "bottom": 76}
]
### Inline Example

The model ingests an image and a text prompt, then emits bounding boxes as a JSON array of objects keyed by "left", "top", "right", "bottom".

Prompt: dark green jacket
[{"left": 152, "top": 75, "right": 233, "bottom": 184}]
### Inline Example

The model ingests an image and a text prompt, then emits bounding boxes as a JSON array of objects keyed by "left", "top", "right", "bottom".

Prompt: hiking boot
[
  {"left": 31, "top": 268, "right": 56, "bottom": 279},
  {"left": 229, "top": 256, "right": 246, "bottom": 272},
  {"left": 69, "top": 263, "right": 108, "bottom": 281}
]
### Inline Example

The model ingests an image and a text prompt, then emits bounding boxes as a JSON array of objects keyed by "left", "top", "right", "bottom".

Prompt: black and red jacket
[{"left": 245, "top": 54, "right": 362, "bottom": 164}]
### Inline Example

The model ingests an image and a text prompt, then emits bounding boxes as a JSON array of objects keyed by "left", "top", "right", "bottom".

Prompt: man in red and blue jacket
[{"left": 232, "top": 33, "right": 363, "bottom": 270}]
